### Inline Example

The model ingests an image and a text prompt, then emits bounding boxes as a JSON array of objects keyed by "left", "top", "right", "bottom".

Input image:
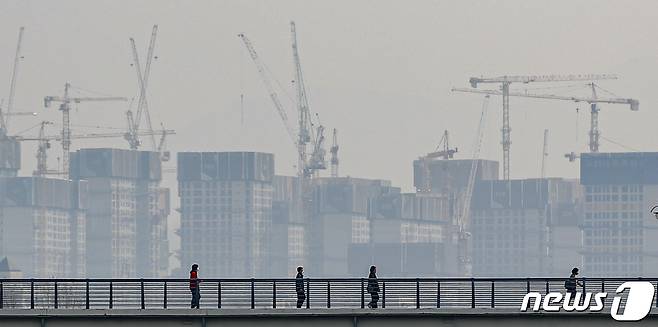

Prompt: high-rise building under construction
[
  {"left": 0, "top": 177, "right": 86, "bottom": 277},
  {"left": 177, "top": 152, "right": 274, "bottom": 277},
  {"left": 69, "top": 148, "right": 169, "bottom": 278},
  {"left": 580, "top": 152, "right": 658, "bottom": 276}
]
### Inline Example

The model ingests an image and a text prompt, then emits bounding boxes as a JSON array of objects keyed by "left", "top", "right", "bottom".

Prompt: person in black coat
[
  {"left": 367, "top": 265, "right": 380, "bottom": 309},
  {"left": 296, "top": 266, "right": 306, "bottom": 308}
]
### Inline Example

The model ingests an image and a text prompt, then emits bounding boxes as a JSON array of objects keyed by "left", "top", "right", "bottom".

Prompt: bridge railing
[{"left": 0, "top": 277, "right": 651, "bottom": 310}]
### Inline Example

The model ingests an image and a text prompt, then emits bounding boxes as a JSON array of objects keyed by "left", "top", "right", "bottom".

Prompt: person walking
[
  {"left": 190, "top": 264, "right": 201, "bottom": 309},
  {"left": 564, "top": 267, "right": 583, "bottom": 296},
  {"left": 296, "top": 266, "right": 306, "bottom": 308},
  {"left": 367, "top": 265, "right": 379, "bottom": 309}
]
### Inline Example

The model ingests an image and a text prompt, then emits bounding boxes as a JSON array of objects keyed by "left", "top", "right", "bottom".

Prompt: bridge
[{"left": 0, "top": 277, "right": 655, "bottom": 326}]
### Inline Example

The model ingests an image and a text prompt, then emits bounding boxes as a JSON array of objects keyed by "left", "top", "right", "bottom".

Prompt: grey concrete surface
[{"left": 0, "top": 308, "right": 655, "bottom": 326}]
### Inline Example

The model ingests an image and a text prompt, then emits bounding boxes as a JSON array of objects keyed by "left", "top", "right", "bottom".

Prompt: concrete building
[
  {"left": 177, "top": 152, "right": 274, "bottom": 277},
  {"left": 471, "top": 178, "right": 581, "bottom": 277},
  {"left": 413, "top": 158, "right": 498, "bottom": 193},
  {"left": 0, "top": 136, "right": 20, "bottom": 177},
  {"left": 70, "top": 148, "right": 168, "bottom": 278},
  {"left": 350, "top": 191, "right": 458, "bottom": 277},
  {"left": 0, "top": 177, "right": 86, "bottom": 277},
  {"left": 302, "top": 177, "right": 457, "bottom": 277},
  {"left": 271, "top": 175, "right": 304, "bottom": 277},
  {"left": 310, "top": 177, "right": 393, "bottom": 276},
  {"left": 0, "top": 257, "right": 23, "bottom": 278},
  {"left": 580, "top": 152, "right": 658, "bottom": 277}
]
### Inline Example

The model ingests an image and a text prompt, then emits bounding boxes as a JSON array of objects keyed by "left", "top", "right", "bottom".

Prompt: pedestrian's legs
[
  {"left": 368, "top": 292, "right": 378, "bottom": 309},
  {"left": 191, "top": 288, "right": 200, "bottom": 308},
  {"left": 297, "top": 292, "right": 305, "bottom": 308}
]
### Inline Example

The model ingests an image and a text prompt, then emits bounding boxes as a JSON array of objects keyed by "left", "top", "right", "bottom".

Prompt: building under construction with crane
[
  {"left": 0, "top": 25, "right": 174, "bottom": 279},
  {"left": 2, "top": 17, "right": 657, "bottom": 280}
]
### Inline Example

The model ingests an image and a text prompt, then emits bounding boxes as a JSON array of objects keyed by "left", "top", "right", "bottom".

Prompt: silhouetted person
[
  {"left": 296, "top": 266, "right": 306, "bottom": 308},
  {"left": 565, "top": 267, "right": 583, "bottom": 296},
  {"left": 367, "top": 265, "right": 379, "bottom": 309},
  {"left": 190, "top": 264, "right": 201, "bottom": 309}
]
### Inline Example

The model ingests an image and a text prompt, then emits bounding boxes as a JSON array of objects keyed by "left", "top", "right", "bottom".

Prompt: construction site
[{"left": 1, "top": 8, "right": 658, "bottom": 280}]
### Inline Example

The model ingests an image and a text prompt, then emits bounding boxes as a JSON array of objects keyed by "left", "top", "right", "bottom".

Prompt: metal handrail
[{"left": 0, "top": 277, "right": 651, "bottom": 310}]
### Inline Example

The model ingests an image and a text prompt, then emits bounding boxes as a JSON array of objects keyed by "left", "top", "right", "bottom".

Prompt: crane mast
[
  {"left": 34, "top": 121, "right": 54, "bottom": 176},
  {"left": 291, "top": 22, "right": 310, "bottom": 169},
  {"left": 3, "top": 27, "right": 24, "bottom": 135},
  {"left": 589, "top": 83, "right": 599, "bottom": 153},
  {"left": 458, "top": 95, "right": 490, "bottom": 276},
  {"left": 126, "top": 25, "right": 158, "bottom": 151},
  {"left": 238, "top": 33, "right": 297, "bottom": 145},
  {"left": 44, "top": 83, "right": 127, "bottom": 178},
  {"left": 330, "top": 128, "right": 339, "bottom": 177}
]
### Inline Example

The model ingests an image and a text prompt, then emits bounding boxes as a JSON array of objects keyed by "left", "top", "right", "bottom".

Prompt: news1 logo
[{"left": 520, "top": 281, "right": 654, "bottom": 321}]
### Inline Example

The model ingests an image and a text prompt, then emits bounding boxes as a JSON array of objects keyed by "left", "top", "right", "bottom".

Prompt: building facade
[
  {"left": 177, "top": 152, "right": 274, "bottom": 277},
  {"left": 0, "top": 177, "right": 86, "bottom": 277},
  {"left": 580, "top": 152, "right": 658, "bottom": 276},
  {"left": 471, "top": 178, "right": 581, "bottom": 277},
  {"left": 271, "top": 175, "right": 304, "bottom": 277},
  {"left": 70, "top": 148, "right": 168, "bottom": 278}
]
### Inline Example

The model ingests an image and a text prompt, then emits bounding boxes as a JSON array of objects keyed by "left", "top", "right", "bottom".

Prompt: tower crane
[
  {"left": 290, "top": 21, "right": 327, "bottom": 177},
  {"left": 463, "top": 74, "right": 617, "bottom": 181},
  {"left": 418, "top": 130, "right": 458, "bottom": 193},
  {"left": 44, "top": 83, "right": 128, "bottom": 177},
  {"left": 330, "top": 128, "right": 339, "bottom": 177},
  {"left": 33, "top": 121, "right": 55, "bottom": 176},
  {"left": 125, "top": 25, "right": 159, "bottom": 153},
  {"left": 291, "top": 21, "right": 311, "bottom": 177},
  {"left": 17, "top": 125, "right": 175, "bottom": 176},
  {"left": 2, "top": 27, "right": 25, "bottom": 136},
  {"left": 457, "top": 95, "right": 490, "bottom": 276},
  {"left": 238, "top": 24, "right": 328, "bottom": 179},
  {"left": 451, "top": 84, "right": 638, "bottom": 154},
  {"left": 237, "top": 33, "right": 296, "bottom": 145}
]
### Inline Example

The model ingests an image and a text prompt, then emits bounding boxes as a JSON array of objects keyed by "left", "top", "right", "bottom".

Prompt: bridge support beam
[{"left": 0, "top": 309, "right": 656, "bottom": 327}]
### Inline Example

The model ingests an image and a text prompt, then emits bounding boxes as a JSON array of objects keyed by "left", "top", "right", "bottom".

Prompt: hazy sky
[{"left": 2, "top": 1, "right": 658, "bottom": 256}]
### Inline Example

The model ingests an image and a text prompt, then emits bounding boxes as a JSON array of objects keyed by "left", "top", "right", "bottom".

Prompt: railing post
[
  {"left": 655, "top": 279, "right": 658, "bottom": 308},
  {"left": 217, "top": 282, "right": 221, "bottom": 309},
  {"left": 163, "top": 281, "right": 167, "bottom": 309},
  {"left": 436, "top": 281, "right": 440, "bottom": 308},
  {"left": 582, "top": 277, "right": 586, "bottom": 294},
  {"left": 85, "top": 280, "right": 90, "bottom": 309},
  {"left": 30, "top": 279, "right": 34, "bottom": 309},
  {"left": 306, "top": 279, "right": 310, "bottom": 309},
  {"left": 54, "top": 281, "right": 58, "bottom": 309},
  {"left": 272, "top": 281, "right": 276, "bottom": 309},
  {"left": 601, "top": 280, "right": 605, "bottom": 293},
  {"left": 382, "top": 281, "right": 386, "bottom": 309},
  {"left": 471, "top": 278, "right": 475, "bottom": 309},
  {"left": 545, "top": 280, "right": 549, "bottom": 294},
  {"left": 140, "top": 279, "right": 145, "bottom": 309},
  {"left": 0, "top": 281, "right": 3, "bottom": 309},
  {"left": 526, "top": 278, "right": 530, "bottom": 294},
  {"left": 416, "top": 279, "right": 420, "bottom": 309},
  {"left": 361, "top": 279, "right": 365, "bottom": 309},
  {"left": 250, "top": 279, "right": 255, "bottom": 309},
  {"left": 109, "top": 282, "right": 113, "bottom": 309},
  {"left": 490, "top": 281, "right": 494, "bottom": 308},
  {"left": 326, "top": 281, "right": 330, "bottom": 309}
]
